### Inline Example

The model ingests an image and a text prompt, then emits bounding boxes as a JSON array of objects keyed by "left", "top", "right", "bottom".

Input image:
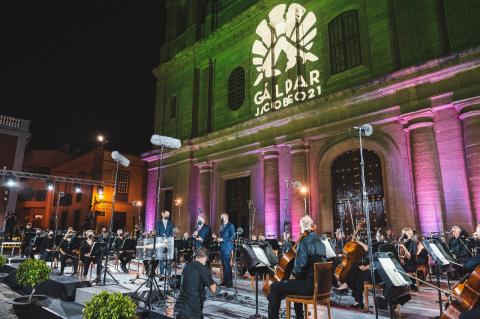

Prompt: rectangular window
[
  {"left": 116, "top": 171, "right": 130, "bottom": 202},
  {"left": 169, "top": 95, "right": 177, "bottom": 119},
  {"left": 328, "top": 10, "right": 361, "bottom": 74},
  {"left": 76, "top": 192, "right": 82, "bottom": 203}
]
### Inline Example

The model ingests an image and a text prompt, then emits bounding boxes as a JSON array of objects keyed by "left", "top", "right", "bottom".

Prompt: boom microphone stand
[{"left": 356, "top": 124, "right": 378, "bottom": 318}]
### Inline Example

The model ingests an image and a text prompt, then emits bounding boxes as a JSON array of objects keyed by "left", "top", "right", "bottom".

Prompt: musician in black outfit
[
  {"left": 268, "top": 215, "right": 326, "bottom": 319},
  {"left": 27, "top": 229, "right": 43, "bottom": 258},
  {"left": 59, "top": 230, "right": 79, "bottom": 275},
  {"left": 21, "top": 223, "right": 35, "bottom": 257},
  {"left": 113, "top": 229, "right": 134, "bottom": 273},
  {"left": 41, "top": 230, "right": 57, "bottom": 262},
  {"left": 449, "top": 226, "right": 471, "bottom": 263},
  {"left": 79, "top": 230, "right": 103, "bottom": 280}
]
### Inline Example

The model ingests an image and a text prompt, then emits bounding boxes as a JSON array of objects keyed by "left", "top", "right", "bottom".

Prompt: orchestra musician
[
  {"left": 113, "top": 229, "right": 133, "bottom": 273},
  {"left": 80, "top": 230, "right": 102, "bottom": 281},
  {"left": 218, "top": 212, "right": 235, "bottom": 287},
  {"left": 59, "top": 229, "right": 79, "bottom": 276},
  {"left": 449, "top": 225, "right": 471, "bottom": 264},
  {"left": 156, "top": 209, "right": 174, "bottom": 276},
  {"left": 41, "top": 230, "right": 57, "bottom": 262},
  {"left": 332, "top": 228, "right": 346, "bottom": 256},
  {"left": 192, "top": 213, "right": 211, "bottom": 251},
  {"left": 398, "top": 227, "right": 418, "bottom": 290},
  {"left": 416, "top": 234, "right": 429, "bottom": 267},
  {"left": 267, "top": 215, "right": 326, "bottom": 319},
  {"left": 280, "top": 231, "right": 294, "bottom": 255},
  {"left": 385, "top": 227, "right": 395, "bottom": 243},
  {"left": 464, "top": 224, "right": 480, "bottom": 272},
  {"left": 27, "top": 229, "right": 43, "bottom": 259},
  {"left": 21, "top": 223, "right": 35, "bottom": 258}
]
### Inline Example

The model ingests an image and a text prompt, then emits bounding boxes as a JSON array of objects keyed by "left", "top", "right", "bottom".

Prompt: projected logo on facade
[{"left": 252, "top": 3, "right": 321, "bottom": 117}]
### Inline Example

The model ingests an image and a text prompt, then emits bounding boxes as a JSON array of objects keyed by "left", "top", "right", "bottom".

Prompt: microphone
[
  {"left": 236, "top": 227, "right": 244, "bottom": 235},
  {"left": 353, "top": 124, "right": 373, "bottom": 137},
  {"left": 150, "top": 135, "right": 181, "bottom": 149},
  {"left": 111, "top": 151, "right": 130, "bottom": 167},
  {"left": 59, "top": 191, "right": 65, "bottom": 197}
]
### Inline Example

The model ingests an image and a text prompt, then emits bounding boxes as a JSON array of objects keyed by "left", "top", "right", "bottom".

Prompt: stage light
[
  {"left": 74, "top": 184, "right": 81, "bottom": 193},
  {"left": 46, "top": 180, "right": 54, "bottom": 191},
  {"left": 97, "top": 185, "right": 104, "bottom": 195},
  {"left": 97, "top": 134, "right": 105, "bottom": 143},
  {"left": 174, "top": 198, "right": 182, "bottom": 206},
  {"left": 6, "top": 177, "right": 16, "bottom": 187},
  {"left": 300, "top": 186, "right": 308, "bottom": 195}
]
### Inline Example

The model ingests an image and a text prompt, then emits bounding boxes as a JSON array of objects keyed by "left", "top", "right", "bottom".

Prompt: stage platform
[{"left": 0, "top": 259, "right": 446, "bottom": 318}]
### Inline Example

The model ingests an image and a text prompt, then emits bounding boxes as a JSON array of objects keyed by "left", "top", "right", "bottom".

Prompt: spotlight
[
  {"left": 46, "top": 180, "right": 54, "bottom": 191},
  {"left": 174, "top": 198, "right": 182, "bottom": 206},
  {"left": 300, "top": 186, "right": 308, "bottom": 195},
  {"left": 97, "top": 185, "right": 104, "bottom": 195},
  {"left": 97, "top": 134, "right": 105, "bottom": 143},
  {"left": 6, "top": 177, "right": 16, "bottom": 187},
  {"left": 132, "top": 201, "right": 143, "bottom": 207},
  {"left": 74, "top": 184, "right": 81, "bottom": 193}
]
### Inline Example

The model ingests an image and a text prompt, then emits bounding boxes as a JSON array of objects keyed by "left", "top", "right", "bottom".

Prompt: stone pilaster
[
  {"left": 262, "top": 148, "right": 280, "bottom": 237},
  {"left": 198, "top": 162, "right": 213, "bottom": 222},
  {"left": 403, "top": 115, "right": 446, "bottom": 233},
  {"left": 458, "top": 104, "right": 480, "bottom": 226},
  {"left": 289, "top": 141, "right": 309, "bottom": 238}
]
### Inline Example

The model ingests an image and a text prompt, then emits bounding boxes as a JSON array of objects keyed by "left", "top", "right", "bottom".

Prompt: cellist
[{"left": 267, "top": 215, "right": 326, "bottom": 319}]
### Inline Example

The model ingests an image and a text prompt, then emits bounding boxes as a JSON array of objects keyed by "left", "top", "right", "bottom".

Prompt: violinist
[
  {"left": 416, "top": 234, "right": 429, "bottom": 267},
  {"left": 449, "top": 226, "right": 471, "bottom": 264},
  {"left": 398, "top": 227, "right": 418, "bottom": 290},
  {"left": 113, "top": 229, "right": 133, "bottom": 273},
  {"left": 27, "top": 229, "right": 43, "bottom": 259},
  {"left": 80, "top": 230, "right": 102, "bottom": 281},
  {"left": 267, "top": 215, "right": 326, "bottom": 319},
  {"left": 41, "top": 230, "right": 57, "bottom": 262}
]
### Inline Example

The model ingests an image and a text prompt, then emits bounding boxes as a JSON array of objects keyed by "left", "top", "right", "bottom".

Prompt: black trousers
[
  {"left": 41, "top": 251, "right": 57, "bottom": 262},
  {"left": 81, "top": 255, "right": 102, "bottom": 278},
  {"left": 346, "top": 265, "right": 371, "bottom": 304},
  {"left": 267, "top": 279, "right": 314, "bottom": 319},
  {"left": 118, "top": 251, "right": 133, "bottom": 267}
]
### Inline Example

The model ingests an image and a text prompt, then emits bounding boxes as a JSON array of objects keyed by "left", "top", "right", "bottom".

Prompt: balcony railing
[{"left": 0, "top": 115, "right": 29, "bottom": 132}]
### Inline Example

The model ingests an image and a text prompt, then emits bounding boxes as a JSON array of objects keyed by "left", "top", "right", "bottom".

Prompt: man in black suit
[{"left": 156, "top": 210, "right": 174, "bottom": 277}]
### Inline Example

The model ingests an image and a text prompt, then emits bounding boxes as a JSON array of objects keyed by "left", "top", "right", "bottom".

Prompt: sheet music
[
  {"left": 321, "top": 239, "right": 337, "bottom": 259},
  {"left": 252, "top": 245, "right": 271, "bottom": 267},
  {"left": 379, "top": 257, "right": 409, "bottom": 287},
  {"left": 430, "top": 243, "right": 450, "bottom": 265}
]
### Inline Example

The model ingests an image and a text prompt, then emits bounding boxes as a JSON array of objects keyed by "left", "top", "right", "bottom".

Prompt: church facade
[{"left": 143, "top": 0, "right": 480, "bottom": 239}]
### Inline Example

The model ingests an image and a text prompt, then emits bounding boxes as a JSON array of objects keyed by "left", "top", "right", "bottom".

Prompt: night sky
[{"left": 0, "top": 1, "right": 165, "bottom": 155}]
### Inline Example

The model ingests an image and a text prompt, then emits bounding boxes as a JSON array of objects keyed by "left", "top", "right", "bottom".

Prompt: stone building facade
[{"left": 143, "top": 0, "right": 480, "bottom": 239}]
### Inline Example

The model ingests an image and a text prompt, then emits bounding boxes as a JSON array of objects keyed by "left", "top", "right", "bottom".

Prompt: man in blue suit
[
  {"left": 218, "top": 212, "right": 235, "bottom": 287},
  {"left": 156, "top": 210, "right": 174, "bottom": 277},
  {"left": 192, "top": 214, "right": 211, "bottom": 251}
]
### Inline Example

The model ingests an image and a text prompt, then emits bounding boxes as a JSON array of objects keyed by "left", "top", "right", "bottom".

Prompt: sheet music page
[
  {"left": 430, "top": 243, "right": 450, "bottom": 265},
  {"left": 378, "top": 257, "right": 409, "bottom": 286},
  {"left": 252, "top": 245, "right": 271, "bottom": 267},
  {"left": 321, "top": 239, "right": 336, "bottom": 259}
]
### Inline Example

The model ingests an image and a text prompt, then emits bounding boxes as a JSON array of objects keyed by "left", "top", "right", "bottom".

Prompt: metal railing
[{"left": 0, "top": 115, "right": 22, "bottom": 128}]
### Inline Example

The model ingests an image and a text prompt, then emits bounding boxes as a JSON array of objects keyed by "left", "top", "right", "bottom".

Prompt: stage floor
[{"left": 1, "top": 259, "right": 445, "bottom": 318}]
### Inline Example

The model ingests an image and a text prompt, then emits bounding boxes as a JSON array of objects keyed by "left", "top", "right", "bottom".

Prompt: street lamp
[
  {"left": 174, "top": 198, "right": 182, "bottom": 231},
  {"left": 300, "top": 186, "right": 308, "bottom": 215},
  {"left": 96, "top": 134, "right": 108, "bottom": 148},
  {"left": 46, "top": 180, "right": 54, "bottom": 191},
  {"left": 132, "top": 200, "right": 143, "bottom": 233},
  {"left": 74, "top": 183, "right": 81, "bottom": 193},
  {"left": 5, "top": 177, "right": 16, "bottom": 187}
]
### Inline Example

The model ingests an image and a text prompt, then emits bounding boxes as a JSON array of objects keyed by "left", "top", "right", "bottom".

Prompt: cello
[
  {"left": 440, "top": 266, "right": 480, "bottom": 319},
  {"left": 263, "top": 226, "right": 315, "bottom": 296},
  {"left": 334, "top": 220, "right": 366, "bottom": 283}
]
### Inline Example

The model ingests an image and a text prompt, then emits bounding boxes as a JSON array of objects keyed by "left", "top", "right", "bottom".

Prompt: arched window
[
  {"left": 328, "top": 10, "right": 361, "bottom": 75},
  {"left": 227, "top": 67, "right": 245, "bottom": 111}
]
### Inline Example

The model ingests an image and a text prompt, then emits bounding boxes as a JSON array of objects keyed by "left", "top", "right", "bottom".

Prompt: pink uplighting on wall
[{"left": 145, "top": 167, "right": 158, "bottom": 231}]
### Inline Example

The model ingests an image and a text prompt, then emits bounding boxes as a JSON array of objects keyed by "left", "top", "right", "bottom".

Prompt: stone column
[
  {"left": 263, "top": 148, "right": 280, "bottom": 237},
  {"left": 404, "top": 116, "right": 446, "bottom": 233},
  {"left": 459, "top": 104, "right": 480, "bottom": 226},
  {"left": 145, "top": 166, "right": 159, "bottom": 231},
  {"left": 198, "top": 163, "right": 213, "bottom": 222},
  {"left": 289, "top": 141, "right": 309, "bottom": 238},
  {"left": 432, "top": 99, "right": 473, "bottom": 230}
]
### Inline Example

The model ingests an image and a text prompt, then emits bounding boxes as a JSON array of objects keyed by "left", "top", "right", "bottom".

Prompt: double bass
[
  {"left": 263, "top": 228, "right": 310, "bottom": 296},
  {"left": 334, "top": 221, "right": 365, "bottom": 283}
]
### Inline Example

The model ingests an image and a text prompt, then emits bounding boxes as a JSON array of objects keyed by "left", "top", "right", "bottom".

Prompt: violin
[{"left": 334, "top": 220, "right": 366, "bottom": 283}]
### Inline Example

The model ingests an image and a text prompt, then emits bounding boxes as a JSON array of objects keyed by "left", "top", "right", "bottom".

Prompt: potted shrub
[
  {"left": 0, "top": 254, "right": 8, "bottom": 282},
  {"left": 8, "top": 258, "right": 51, "bottom": 318},
  {"left": 83, "top": 290, "right": 137, "bottom": 319}
]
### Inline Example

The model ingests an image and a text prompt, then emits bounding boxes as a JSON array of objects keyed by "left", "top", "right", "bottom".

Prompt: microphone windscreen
[
  {"left": 293, "top": 181, "right": 302, "bottom": 189},
  {"left": 111, "top": 151, "right": 130, "bottom": 167},
  {"left": 150, "top": 135, "right": 181, "bottom": 149},
  {"left": 237, "top": 227, "right": 244, "bottom": 235}
]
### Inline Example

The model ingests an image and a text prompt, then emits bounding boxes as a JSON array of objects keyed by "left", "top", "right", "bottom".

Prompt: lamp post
[
  {"left": 174, "top": 198, "right": 182, "bottom": 231},
  {"left": 300, "top": 186, "right": 308, "bottom": 215},
  {"left": 132, "top": 200, "right": 143, "bottom": 233}
]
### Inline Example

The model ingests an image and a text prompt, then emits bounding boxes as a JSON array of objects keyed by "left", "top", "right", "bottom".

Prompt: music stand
[
  {"left": 423, "top": 238, "right": 460, "bottom": 315},
  {"left": 93, "top": 241, "right": 118, "bottom": 284},
  {"left": 241, "top": 242, "right": 276, "bottom": 319},
  {"left": 374, "top": 252, "right": 412, "bottom": 317}
]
